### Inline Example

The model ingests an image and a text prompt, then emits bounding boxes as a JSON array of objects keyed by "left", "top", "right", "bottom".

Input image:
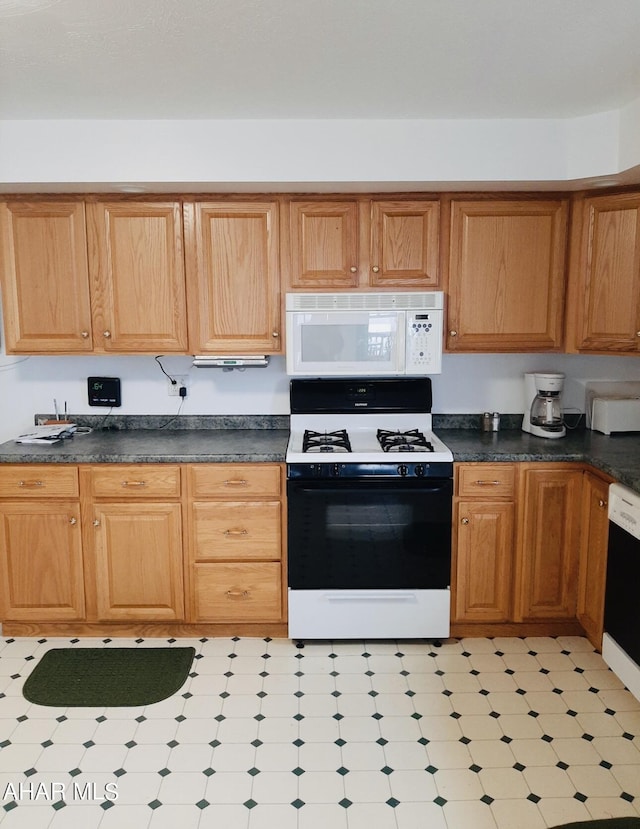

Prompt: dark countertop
[
  {"left": 438, "top": 428, "right": 640, "bottom": 492},
  {"left": 0, "top": 421, "right": 639, "bottom": 493},
  {"left": 0, "top": 428, "right": 291, "bottom": 465}
]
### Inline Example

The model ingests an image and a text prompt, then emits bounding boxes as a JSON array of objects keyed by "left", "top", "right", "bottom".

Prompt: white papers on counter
[{"left": 15, "top": 424, "right": 77, "bottom": 444}]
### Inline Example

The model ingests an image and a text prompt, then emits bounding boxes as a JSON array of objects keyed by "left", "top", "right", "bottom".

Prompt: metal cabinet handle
[
  {"left": 598, "top": 499, "right": 607, "bottom": 508},
  {"left": 449, "top": 330, "right": 458, "bottom": 337},
  {"left": 224, "top": 529, "right": 248, "bottom": 537},
  {"left": 226, "top": 589, "right": 249, "bottom": 599},
  {"left": 272, "top": 331, "right": 280, "bottom": 338},
  {"left": 103, "top": 330, "right": 112, "bottom": 339},
  {"left": 93, "top": 519, "right": 101, "bottom": 527},
  {"left": 461, "top": 517, "right": 470, "bottom": 524},
  {"left": 69, "top": 517, "right": 77, "bottom": 525},
  {"left": 372, "top": 266, "right": 380, "bottom": 273},
  {"left": 81, "top": 331, "right": 90, "bottom": 339},
  {"left": 18, "top": 480, "right": 43, "bottom": 488},
  {"left": 223, "top": 479, "right": 248, "bottom": 487},
  {"left": 475, "top": 480, "right": 502, "bottom": 486},
  {"left": 350, "top": 266, "right": 358, "bottom": 273},
  {"left": 122, "top": 480, "right": 146, "bottom": 488}
]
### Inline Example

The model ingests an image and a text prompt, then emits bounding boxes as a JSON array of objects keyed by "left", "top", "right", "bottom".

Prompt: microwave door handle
[{"left": 398, "top": 311, "right": 406, "bottom": 373}]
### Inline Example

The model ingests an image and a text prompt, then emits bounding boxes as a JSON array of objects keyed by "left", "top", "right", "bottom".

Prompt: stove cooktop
[{"left": 286, "top": 413, "right": 453, "bottom": 464}]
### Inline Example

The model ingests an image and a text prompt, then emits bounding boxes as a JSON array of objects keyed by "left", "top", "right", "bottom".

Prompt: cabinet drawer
[
  {"left": 193, "top": 562, "right": 282, "bottom": 622},
  {"left": 0, "top": 466, "right": 79, "bottom": 498},
  {"left": 191, "top": 501, "right": 281, "bottom": 561},
  {"left": 188, "top": 464, "right": 281, "bottom": 498},
  {"left": 456, "top": 464, "right": 516, "bottom": 498},
  {"left": 88, "top": 465, "right": 181, "bottom": 498}
]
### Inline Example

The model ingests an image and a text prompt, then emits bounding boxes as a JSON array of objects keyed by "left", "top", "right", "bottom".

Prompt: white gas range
[{"left": 285, "top": 378, "right": 454, "bottom": 642}]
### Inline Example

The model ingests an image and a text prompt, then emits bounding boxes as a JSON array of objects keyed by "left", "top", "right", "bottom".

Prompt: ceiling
[{"left": 1, "top": 0, "right": 640, "bottom": 121}]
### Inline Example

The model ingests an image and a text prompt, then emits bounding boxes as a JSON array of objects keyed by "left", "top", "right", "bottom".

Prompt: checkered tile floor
[{"left": 0, "top": 635, "right": 639, "bottom": 828}]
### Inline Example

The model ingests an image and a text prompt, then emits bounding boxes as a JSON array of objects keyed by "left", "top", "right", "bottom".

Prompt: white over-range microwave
[{"left": 285, "top": 292, "right": 444, "bottom": 377}]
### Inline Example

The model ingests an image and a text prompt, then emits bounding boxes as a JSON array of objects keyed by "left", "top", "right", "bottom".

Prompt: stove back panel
[{"left": 290, "top": 378, "right": 432, "bottom": 414}]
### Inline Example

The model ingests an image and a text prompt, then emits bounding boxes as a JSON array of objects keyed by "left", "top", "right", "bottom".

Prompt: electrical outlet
[{"left": 168, "top": 375, "right": 189, "bottom": 397}]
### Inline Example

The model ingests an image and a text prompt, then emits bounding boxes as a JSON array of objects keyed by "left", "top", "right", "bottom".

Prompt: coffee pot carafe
[{"left": 522, "top": 372, "right": 566, "bottom": 439}]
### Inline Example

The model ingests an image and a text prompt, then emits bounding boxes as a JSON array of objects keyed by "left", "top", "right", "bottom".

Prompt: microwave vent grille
[{"left": 286, "top": 292, "right": 443, "bottom": 311}]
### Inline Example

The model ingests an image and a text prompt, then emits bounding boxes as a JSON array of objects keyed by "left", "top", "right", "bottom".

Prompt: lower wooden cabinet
[
  {"left": 90, "top": 502, "right": 184, "bottom": 622},
  {"left": 0, "top": 465, "right": 84, "bottom": 622},
  {"left": 83, "top": 465, "right": 184, "bottom": 622},
  {"left": 186, "top": 464, "right": 285, "bottom": 624},
  {"left": 0, "top": 501, "right": 85, "bottom": 621},
  {"left": 514, "top": 464, "right": 583, "bottom": 621},
  {"left": 577, "top": 470, "right": 613, "bottom": 648},
  {"left": 453, "top": 464, "right": 516, "bottom": 623},
  {"left": 0, "top": 461, "right": 286, "bottom": 633},
  {"left": 453, "top": 461, "right": 610, "bottom": 641}
]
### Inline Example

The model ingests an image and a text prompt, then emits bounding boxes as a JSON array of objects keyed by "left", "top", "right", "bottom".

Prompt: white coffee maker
[{"left": 522, "top": 372, "right": 566, "bottom": 439}]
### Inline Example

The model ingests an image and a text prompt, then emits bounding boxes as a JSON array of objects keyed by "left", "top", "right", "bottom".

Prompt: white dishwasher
[{"left": 602, "top": 482, "right": 640, "bottom": 702}]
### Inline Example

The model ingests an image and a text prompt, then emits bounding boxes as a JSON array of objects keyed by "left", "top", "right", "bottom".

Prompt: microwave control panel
[{"left": 405, "top": 310, "right": 443, "bottom": 374}]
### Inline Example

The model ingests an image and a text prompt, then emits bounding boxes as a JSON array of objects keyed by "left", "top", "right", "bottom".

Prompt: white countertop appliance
[
  {"left": 285, "top": 291, "right": 444, "bottom": 377},
  {"left": 286, "top": 377, "right": 453, "bottom": 642},
  {"left": 522, "top": 371, "right": 566, "bottom": 439},
  {"left": 602, "top": 483, "right": 640, "bottom": 702}
]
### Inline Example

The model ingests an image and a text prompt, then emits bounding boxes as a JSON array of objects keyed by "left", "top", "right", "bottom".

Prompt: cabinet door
[
  {"left": 567, "top": 194, "right": 640, "bottom": 353},
  {"left": 0, "top": 201, "right": 93, "bottom": 352},
  {"left": 86, "top": 202, "right": 188, "bottom": 353},
  {"left": 369, "top": 200, "right": 440, "bottom": 287},
  {"left": 0, "top": 503, "right": 85, "bottom": 621},
  {"left": 453, "top": 500, "right": 514, "bottom": 622},
  {"left": 91, "top": 503, "right": 184, "bottom": 621},
  {"left": 287, "top": 200, "right": 360, "bottom": 289},
  {"left": 577, "top": 472, "right": 611, "bottom": 648},
  {"left": 515, "top": 466, "right": 582, "bottom": 620},
  {"left": 446, "top": 199, "right": 568, "bottom": 351},
  {"left": 185, "top": 201, "right": 281, "bottom": 353}
]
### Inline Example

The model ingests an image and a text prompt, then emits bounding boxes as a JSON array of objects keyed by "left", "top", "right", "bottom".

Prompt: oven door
[{"left": 287, "top": 477, "right": 452, "bottom": 590}]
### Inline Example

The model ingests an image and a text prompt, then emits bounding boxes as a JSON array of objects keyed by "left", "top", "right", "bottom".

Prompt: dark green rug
[
  {"left": 22, "top": 647, "right": 195, "bottom": 707},
  {"left": 550, "top": 819, "right": 640, "bottom": 829}
]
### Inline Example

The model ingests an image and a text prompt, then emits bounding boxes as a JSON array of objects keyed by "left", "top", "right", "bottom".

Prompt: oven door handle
[{"left": 322, "top": 592, "right": 421, "bottom": 603}]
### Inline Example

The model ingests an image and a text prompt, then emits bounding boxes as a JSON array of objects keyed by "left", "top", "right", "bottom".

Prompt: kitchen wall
[
  {"left": 1, "top": 318, "right": 638, "bottom": 444},
  {"left": 1, "top": 106, "right": 639, "bottom": 191}
]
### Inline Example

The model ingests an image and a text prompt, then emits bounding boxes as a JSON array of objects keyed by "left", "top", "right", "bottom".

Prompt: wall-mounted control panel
[{"left": 88, "top": 376, "right": 121, "bottom": 407}]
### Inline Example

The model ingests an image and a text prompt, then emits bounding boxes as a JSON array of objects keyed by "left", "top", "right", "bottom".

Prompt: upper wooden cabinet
[
  {"left": 287, "top": 200, "right": 360, "bottom": 289},
  {"left": 566, "top": 192, "right": 640, "bottom": 353},
  {"left": 0, "top": 201, "right": 93, "bottom": 352},
  {"left": 86, "top": 201, "right": 188, "bottom": 353},
  {"left": 0, "top": 199, "right": 188, "bottom": 354},
  {"left": 285, "top": 197, "right": 440, "bottom": 290},
  {"left": 185, "top": 201, "right": 282, "bottom": 353},
  {"left": 445, "top": 198, "right": 569, "bottom": 351}
]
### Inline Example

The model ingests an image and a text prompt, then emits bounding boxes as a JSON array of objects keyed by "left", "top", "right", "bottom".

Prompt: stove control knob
[
  {"left": 332, "top": 464, "right": 342, "bottom": 477},
  {"left": 415, "top": 464, "right": 425, "bottom": 477},
  {"left": 397, "top": 464, "right": 408, "bottom": 477}
]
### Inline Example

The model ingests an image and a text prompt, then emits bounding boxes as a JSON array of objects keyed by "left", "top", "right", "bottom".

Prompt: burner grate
[
  {"left": 303, "top": 429, "right": 352, "bottom": 454},
  {"left": 377, "top": 428, "right": 434, "bottom": 453}
]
